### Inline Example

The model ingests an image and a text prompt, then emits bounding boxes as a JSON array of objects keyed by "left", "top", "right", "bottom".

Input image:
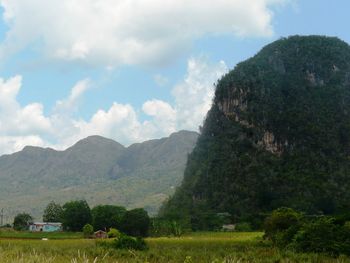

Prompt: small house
[
  {"left": 94, "top": 230, "right": 108, "bottom": 239},
  {"left": 29, "top": 222, "right": 62, "bottom": 232},
  {"left": 222, "top": 224, "right": 236, "bottom": 232}
]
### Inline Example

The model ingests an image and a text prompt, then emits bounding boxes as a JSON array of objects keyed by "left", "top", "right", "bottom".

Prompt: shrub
[
  {"left": 263, "top": 207, "right": 302, "bottom": 247},
  {"left": 291, "top": 217, "right": 350, "bottom": 256},
  {"left": 108, "top": 228, "right": 121, "bottom": 238},
  {"left": 150, "top": 219, "right": 188, "bottom": 237},
  {"left": 235, "top": 222, "right": 252, "bottom": 232},
  {"left": 113, "top": 234, "right": 148, "bottom": 250},
  {"left": 82, "top": 224, "right": 94, "bottom": 238}
]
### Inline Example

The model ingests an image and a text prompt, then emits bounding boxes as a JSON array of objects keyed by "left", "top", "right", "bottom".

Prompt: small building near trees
[
  {"left": 94, "top": 230, "right": 108, "bottom": 239},
  {"left": 29, "top": 222, "right": 62, "bottom": 232}
]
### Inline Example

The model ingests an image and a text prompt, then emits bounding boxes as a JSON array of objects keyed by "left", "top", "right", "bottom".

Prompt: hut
[{"left": 94, "top": 230, "right": 108, "bottom": 239}]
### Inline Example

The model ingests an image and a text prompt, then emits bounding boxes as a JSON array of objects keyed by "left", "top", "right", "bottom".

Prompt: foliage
[
  {"left": 264, "top": 207, "right": 302, "bottom": 247},
  {"left": 113, "top": 234, "right": 148, "bottom": 250},
  {"left": 62, "top": 200, "right": 92, "bottom": 231},
  {"left": 42, "top": 201, "right": 63, "bottom": 222},
  {"left": 120, "top": 208, "right": 150, "bottom": 237},
  {"left": 150, "top": 219, "right": 186, "bottom": 237},
  {"left": 82, "top": 224, "right": 94, "bottom": 238},
  {"left": 161, "top": 35, "right": 350, "bottom": 229},
  {"left": 264, "top": 208, "right": 350, "bottom": 256},
  {"left": 291, "top": 217, "right": 350, "bottom": 256},
  {"left": 91, "top": 205, "right": 126, "bottom": 231},
  {"left": 107, "top": 228, "right": 121, "bottom": 238},
  {"left": 13, "top": 213, "right": 33, "bottom": 231},
  {"left": 235, "top": 222, "right": 253, "bottom": 232}
]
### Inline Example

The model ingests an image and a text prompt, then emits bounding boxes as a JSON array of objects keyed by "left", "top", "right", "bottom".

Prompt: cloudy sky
[{"left": 0, "top": 0, "right": 349, "bottom": 155}]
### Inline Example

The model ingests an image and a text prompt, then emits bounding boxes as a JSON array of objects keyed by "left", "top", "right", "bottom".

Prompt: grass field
[
  {"left": 0, "top": 230, "right": 83, "bottom": 239},
  {"left": 0, "top": 232, "right": 349, "bottom": 262}
]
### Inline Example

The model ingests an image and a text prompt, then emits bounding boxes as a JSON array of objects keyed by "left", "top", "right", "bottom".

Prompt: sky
[{"left": 0, "top": 0, "right": 349, "bottom": 155}]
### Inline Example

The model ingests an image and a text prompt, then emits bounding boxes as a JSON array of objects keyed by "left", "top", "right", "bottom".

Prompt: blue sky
[{"left": 0, "top": 0, "right": 349, "bottom": 155}]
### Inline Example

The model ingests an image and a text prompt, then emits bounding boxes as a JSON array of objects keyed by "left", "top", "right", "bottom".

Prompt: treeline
[
  {"left": 13, "top": 200, "right": 150, "bottom": 237},
  {"left": 264, "top": 207, "right": 350, "bottom": 256}
]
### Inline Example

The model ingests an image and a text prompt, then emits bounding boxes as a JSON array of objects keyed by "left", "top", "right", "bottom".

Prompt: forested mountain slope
[{"left": 160, "top": 36, "right": 350, "bottom": 229}]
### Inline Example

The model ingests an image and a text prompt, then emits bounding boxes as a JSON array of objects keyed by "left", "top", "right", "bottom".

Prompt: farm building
[
  {"left": 94, "top": 230, "right": 108, "bottom": 239},
  {"left": 29, "top": 222, "right": 62, "bottom": 232}
]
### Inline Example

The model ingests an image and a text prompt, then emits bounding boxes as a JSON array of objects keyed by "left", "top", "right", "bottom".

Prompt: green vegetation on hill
[
  {"left": 0, "top": 130, "right": 198, "bottom": 219},
  {"left": 161, "top": 36, "right": 350, "bottom": 229}
]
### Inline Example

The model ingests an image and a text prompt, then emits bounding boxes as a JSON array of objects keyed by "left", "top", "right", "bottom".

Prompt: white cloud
[
  {"left": 0, "top": 135, "right": 45, "bottom": 154},
  {"left": 0, "top": 0, "right": 285, "bottom": 67},
  {"left": 172, "top": 58, "right": 228, "bottom": 130},
  {"left": 142, "top": 99, "right": 177, "bottom": 136},
  {"left": 55, "top": 79, "right": 91, "bottom": 114},
  {"left": 0, "top": 76, "right": 52, "bottom": 136},
  {"left": 153, "top": 74, "right": 169, "bottom": 87},
  {"left": 0, "top": 57, "right": 227, "bottom": 155}
]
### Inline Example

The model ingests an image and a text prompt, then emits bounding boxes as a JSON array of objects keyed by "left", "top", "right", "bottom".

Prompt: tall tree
[
  {"left": 43, "top": 201, "right": 63, "bottom": 222},
  {"left": 62, "top": 200, "right": 92, "bottom": 231},
  {"left": 92, "top": 205, "right": 126, "bottom": 230},
  {"left": 120, "top": 208, "right": 150, "bottom": 237}
]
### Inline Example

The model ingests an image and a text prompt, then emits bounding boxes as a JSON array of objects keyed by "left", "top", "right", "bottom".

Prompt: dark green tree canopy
[
  {"left": 120, "top": 208, "right": 150, "bottom": 237},
  {"left": 91, "top": 205, "right": 126, "bottom": 230},
  {"left": 43, "top": 201, "right": 63, "bottom": 222},
  {"left": 62, "top": 200, "right": 92, "bottom": 231},
  {"left": 160, "top": 35, "right": 350, "bottom": 229},
  {"left": 13, "top": 213, "right": 33, "bottom": 231}
]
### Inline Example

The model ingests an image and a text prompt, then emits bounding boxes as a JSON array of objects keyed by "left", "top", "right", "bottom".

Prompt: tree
[
  {"left": 91, "top": 205, "right": 126, "bottom": 230},
  {"left": 13, "top": 213, "right": 33, "bottom": 231},
  {"left": 62, "top": 200, "right": 92, "bottom": 231},
  {"left": 264, "top": 207, "right": 302, "bottom": 247},
  {"left": 82, "top": 224, "right": 94, "bottom": 238},
  {"left": 43, "top": 201, "right": 63, "bottom": 222},
  {"left": 108, "top": 228, "right": 121, "bottom": 238},
  {"left": 120, "top": 208, "right": 150, "bottom": 237}
]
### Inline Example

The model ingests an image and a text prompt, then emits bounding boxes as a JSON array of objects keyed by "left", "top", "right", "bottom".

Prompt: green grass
[
  {"left": 0, "top": 230, "right": 83, "bottom": 239},
  {"left": 0, "top": 232, "right": 349, "bottom": 262}
]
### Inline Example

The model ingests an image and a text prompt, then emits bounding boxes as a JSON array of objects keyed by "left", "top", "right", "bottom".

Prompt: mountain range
[{"left": 0, "top": 130, "right": 198, "bottom": 221}]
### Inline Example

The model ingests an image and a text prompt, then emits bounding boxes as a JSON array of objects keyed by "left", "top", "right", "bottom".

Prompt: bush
[
  {"left": 264, "top": 207, "right": 302, "bottom": 247},
  {"left": 108, "top": 228, "right": 121, "bottom": 238},
  {"left": 235, "top": 222, "right": 252, "bottom": 232},
  {"left": 82, "top": 224, "right": 94, "bottom": 238},
  {"left": 264, "top": 207, "right": 350, "bottom": 256},
  {"left": 113, "top": 234, "right": 148, "bottom": 250},
  {"left": 291, "top": 217, "right": 350, "bottom": 256}
]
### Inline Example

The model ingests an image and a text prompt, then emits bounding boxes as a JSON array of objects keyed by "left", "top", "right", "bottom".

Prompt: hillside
[
  {"left": 160, "top": 36, "right": 350, "bottom": 229},
  {"left": 0, "top": 130, "right": 198, "bottom": 221}
]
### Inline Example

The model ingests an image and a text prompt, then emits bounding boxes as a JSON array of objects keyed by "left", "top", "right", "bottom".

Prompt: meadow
[{"left": 0, "top": 232, "right": 349, "bottom": 263}]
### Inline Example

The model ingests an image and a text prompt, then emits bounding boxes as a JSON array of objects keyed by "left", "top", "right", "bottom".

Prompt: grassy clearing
[{"left": 0, "top": 232, "right": 349, "bottom": 262}]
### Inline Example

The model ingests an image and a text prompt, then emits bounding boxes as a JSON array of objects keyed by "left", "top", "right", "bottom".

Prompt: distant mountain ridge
[{"left": 0, "top": 130, "right": 198, "bottom": 221}]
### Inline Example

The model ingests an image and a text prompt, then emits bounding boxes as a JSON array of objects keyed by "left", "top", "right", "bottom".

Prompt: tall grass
[{"left": 0, "top": 232, "right": 349, "bottom": 262}]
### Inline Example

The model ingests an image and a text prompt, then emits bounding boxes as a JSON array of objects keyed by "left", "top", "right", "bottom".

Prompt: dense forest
[{"left": 160, "top": 36, "right": 350, "bottom": 229}]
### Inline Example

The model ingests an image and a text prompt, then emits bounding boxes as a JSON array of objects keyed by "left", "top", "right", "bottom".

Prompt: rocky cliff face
[{"left": 161, "top": 36, "right": 350, "bottom": 229}]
